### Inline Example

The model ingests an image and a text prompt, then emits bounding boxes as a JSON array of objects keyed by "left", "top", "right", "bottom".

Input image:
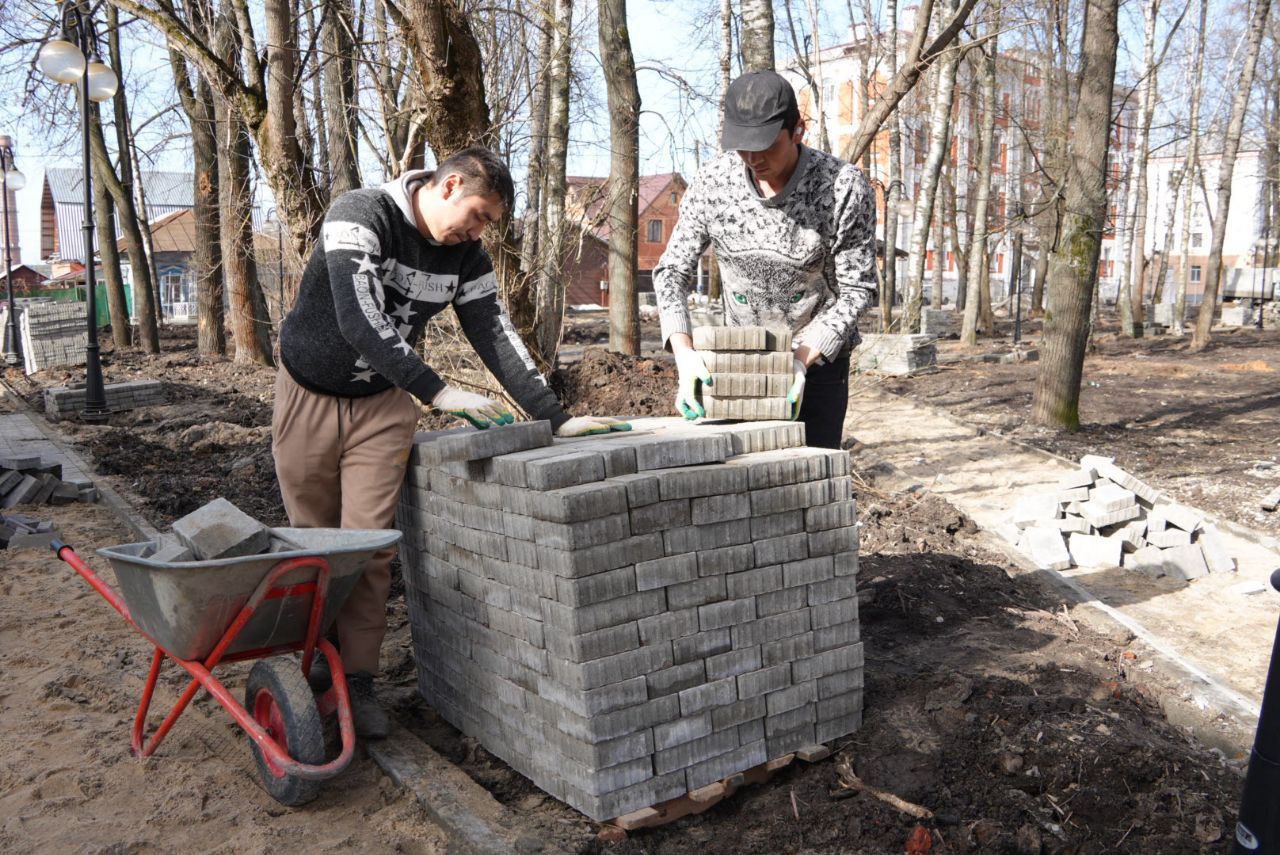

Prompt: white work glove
[
  {"left": 431, "top": 386, "right": 514, "bottom": 429},
  {"left": 674, "top": 348, "right": 713, "bottom": 420},
  {"left": 555, "top": 416, "right": 633, "bottom": 437},
  {"left": 787, "top": 357, "right": 807, "bottom": 421}
]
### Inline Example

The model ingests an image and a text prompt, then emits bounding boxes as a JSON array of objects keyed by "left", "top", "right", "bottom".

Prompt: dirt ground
[
  {"left": 0, "top": 321, "right": 1250, "bottom": 853},
  {"left": 879, "top": 322, "right": 1280, "bottom": 538}
]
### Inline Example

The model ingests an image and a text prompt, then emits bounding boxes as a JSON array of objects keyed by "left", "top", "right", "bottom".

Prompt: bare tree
[
  {"left": 323, "top": 0, "right": 362, "bottom": 197},
  {"left": 740, "top": 0, "right": 775, "bottom": 70},
  {"left": 1192, "top": 0, "right": 1275, "bottom": 349},
  {"left": 881, "top": 0, "right": 902, "bottom": 329},
  {"left": 599, "top": 0, "right": 641, "bottom": 355},
  {"left": 1031, "top": 0, "right": 1118, "bottom": 429},
  {"left": 532, "top": 0, "right": 572, "bottom": 366},
  {"left": 1173, "top": 0, "right": 1206, "bottom": 335},
  {"left": 88, "top": 110, "right": 132, "bottom": 347},
  {"left": 961, "top": 21, "right": 999, "bottom": 347}
]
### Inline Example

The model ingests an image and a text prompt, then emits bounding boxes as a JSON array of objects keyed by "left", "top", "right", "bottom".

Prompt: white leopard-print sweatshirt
[{"left": 653, "top": 145, "right": 878, "bottom": 361}]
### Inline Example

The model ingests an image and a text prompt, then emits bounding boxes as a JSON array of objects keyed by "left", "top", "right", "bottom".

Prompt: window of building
[
  {"left": 1191, "top": 232, "right": 1203, "bottom": 248},
  {"left": 1191, "top": 265, "right": 1202, "bottom": 283},
  {"left": 647, "top": 219, "right": 663, "bottom": 243},
  {"left": 670, "top": 191, "right": 677, "bottom": 205}
]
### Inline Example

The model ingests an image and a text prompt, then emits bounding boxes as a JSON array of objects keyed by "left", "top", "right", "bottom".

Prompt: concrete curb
[
  {"left": 366, "top": 723, "right": 540, "bottom": 855},
  {"left": 0, "top": 378, "right": 158, "bottom": 541}
]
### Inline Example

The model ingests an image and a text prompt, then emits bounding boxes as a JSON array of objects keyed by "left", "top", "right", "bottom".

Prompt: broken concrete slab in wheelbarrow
[{"left": 366, "top": 722, "right": 538, "bottom": 855}]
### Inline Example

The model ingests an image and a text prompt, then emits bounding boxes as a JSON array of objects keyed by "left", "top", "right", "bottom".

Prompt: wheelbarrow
[{"left": 51, "top": 526, "right": 401, "bottom": 806}]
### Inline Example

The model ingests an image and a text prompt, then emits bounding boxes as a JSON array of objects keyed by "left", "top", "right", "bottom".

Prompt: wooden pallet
[{"left": 607, "top": 744, "right": 832, "bottom": 832}]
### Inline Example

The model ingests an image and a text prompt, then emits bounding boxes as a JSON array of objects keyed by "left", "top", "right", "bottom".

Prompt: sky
[{"left": 0, "top": 0, "right": 1234, "bottom": 265}]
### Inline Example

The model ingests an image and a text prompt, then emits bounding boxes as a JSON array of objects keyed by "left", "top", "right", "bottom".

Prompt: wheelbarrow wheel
[{"left": 244, "top": 657, "right": 325, "bottom": 806}]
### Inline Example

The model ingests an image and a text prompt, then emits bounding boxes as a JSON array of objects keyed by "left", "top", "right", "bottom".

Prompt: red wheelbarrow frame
[{"left": 52, "top": 541, "right": 357, "bottom": 782}]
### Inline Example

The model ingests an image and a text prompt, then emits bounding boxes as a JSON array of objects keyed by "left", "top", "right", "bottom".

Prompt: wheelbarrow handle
[{"left": 52, "top": 540, "right": 133, "bottom": 624}]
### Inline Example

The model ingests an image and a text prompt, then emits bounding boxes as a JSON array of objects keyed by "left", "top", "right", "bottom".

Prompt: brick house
[{"left": 563, "top": 172, "right": 688, "bottom": 306}]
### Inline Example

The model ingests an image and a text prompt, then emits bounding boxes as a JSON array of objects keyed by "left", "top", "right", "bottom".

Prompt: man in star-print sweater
[{"left": 274, "top": 147, "right": 626, "bottom": 739}]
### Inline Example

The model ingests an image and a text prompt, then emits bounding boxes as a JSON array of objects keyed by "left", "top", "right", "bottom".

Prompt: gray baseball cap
[{"left": 720, "top": 71, "right": 799, "bottom": 152}]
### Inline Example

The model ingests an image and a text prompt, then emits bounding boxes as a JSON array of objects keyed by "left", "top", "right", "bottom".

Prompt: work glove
[
  {"left": 674, "top": 348, "right": 713, "bottom": 420},
  {"left": 555, "top": 416, "right": 633, "bottom": 437},
  {"left": 431, "top": 386, "right": 514, "bottom": 429},
  {"left": 787, "top": 357, "right": 807, "bottom": 421}
]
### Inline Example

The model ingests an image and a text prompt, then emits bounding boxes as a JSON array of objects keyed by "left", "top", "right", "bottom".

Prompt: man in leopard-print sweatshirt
[{"left": 653, "top": 70, "right": 877, "bottom": 449}]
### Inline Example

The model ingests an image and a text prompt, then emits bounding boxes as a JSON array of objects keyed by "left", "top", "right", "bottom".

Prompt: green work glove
[
  {"left": 674, "top": 347, "right": 713, "bottom": 420},
  {"left": 431, "top": 386, "right": 514, "bottom": 429},
  {"left": 555, "top": 416, "right": 633, "bottom": 437},
  {"left": 787, "top": 357, "right": 807, "bottom": 421}
]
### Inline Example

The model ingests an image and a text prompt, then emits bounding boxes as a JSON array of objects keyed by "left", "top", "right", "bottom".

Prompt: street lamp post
[
  {"left": 1010, "top": 202, "right": 1026, "bottom": 345},
  {"left": 0, "top": 136, "right": 25, "bottom": 366},
  {"left": 37, "top": 0, "right": 118, "bottom": 423}
]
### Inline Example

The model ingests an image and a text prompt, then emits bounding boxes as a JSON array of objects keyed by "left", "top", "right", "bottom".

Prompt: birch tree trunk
[
  {"left": 882, "top": 0, "right": 901, "bottom": 330},
  {"left": 1117, "top": 0, "right": 1161, "bottom": 336},
  {"left": 533, "top": 0, "right": 573, "bottom": 366},
  {"left": 740, "top": 0, "right": 775, "bottom": 71},
  {"left": 931, "top": 193, "right": 945, "bottom": 309},
  {"left": 709, "top": 0, "right": 734, "bottom": 303},
  {"left": 903, "top": 30, "right": 962, "bottom": 333},
  {"left": 962, "top": 32, "right": 999, "bottom": 346},
  {"left": 598, "top": 0, "right": 641, "bottom": 355},
  {"left": 1173, "top": 0, "right": 1206, "bottom": 335},
  {"left": 521, "top": 1, "right": 552, "bottom": 276},
  {"left": 1031, "top": 0, "right": 1118, "bottom": 429},
  {"left": 1153, "top": 166, "right": 1185, "bottom": 305},
  {"left": 1192, "top": 0, "right": 1275, "bottom": 349}
]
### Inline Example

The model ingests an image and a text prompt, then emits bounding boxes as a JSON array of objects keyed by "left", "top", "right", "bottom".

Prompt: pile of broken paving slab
[{"left": 1006, "top": 454, "right": 1235, "bottom": 580}]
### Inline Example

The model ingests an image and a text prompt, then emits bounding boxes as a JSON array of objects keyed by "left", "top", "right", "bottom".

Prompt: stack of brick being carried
[
  {"left": 1008, "top": 454, "right": 1236, "bottom": 581},
  {"left": 397, "top": 417, "right": 862, "bottom": 821},
  {"left": 692, "top": 325, "right": 794, "bottom": 421}
]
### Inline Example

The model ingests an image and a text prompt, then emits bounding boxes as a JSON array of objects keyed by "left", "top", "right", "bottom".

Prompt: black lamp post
[
  {"left": 1010, "top": 202, "right": 1026, "bottom": 345},
  {"left": 0, "top": 135, "right": 25, "bottom": 366},
  {"left": 37, "top": 0, "right": 118, "bottom": 423}
]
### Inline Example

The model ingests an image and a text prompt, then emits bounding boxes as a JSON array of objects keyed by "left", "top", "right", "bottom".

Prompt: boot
[{"left": 347, "top": 671, "right": 389, "bottom": 740}]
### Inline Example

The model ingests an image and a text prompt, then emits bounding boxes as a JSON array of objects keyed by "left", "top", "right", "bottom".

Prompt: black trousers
[{"left": 798, "top": 356, "right": 850, "bottom": 449}]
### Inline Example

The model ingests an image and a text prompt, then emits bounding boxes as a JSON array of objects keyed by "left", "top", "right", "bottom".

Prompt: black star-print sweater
[
  {"left": 279, "top": 170, "right": 569, "bottom": 429},
  {"left": 653, "top": 146, "right": 877, "bottom": 360}
]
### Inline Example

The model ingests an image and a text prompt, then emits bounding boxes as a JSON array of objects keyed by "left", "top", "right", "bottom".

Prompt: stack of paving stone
[
  {"left": 20, "top": 302, "right": 88, "bottom": 374},
  {"left": 853, "top": 333, "right": 937, "bottom": 375},
  {"left": 920, "top": 309, "right": 956, "bottom": 337},
  {"left": 0, "top": 512, "right": 60, "bottom": 550},
  {"left": 398, "top": 417, "right": 862, "bottom": 821},
  {"left": 0, "top": 454, "right": 93, "bottom": 508},
  {"left": 1006, "top": 454, "right": 1236, "bottom": 581},
  {"left": 44, "top": 379, "right": 165, "bottom": 421},
  {"left": 1220, "top": 304, "right": 1255, "bottom": 326},
  {"left": 139, "top": 497, "right": 280, "bottom": 562},
  {"left": 692, "top": 325, "right": 794, "bottom": 420}
]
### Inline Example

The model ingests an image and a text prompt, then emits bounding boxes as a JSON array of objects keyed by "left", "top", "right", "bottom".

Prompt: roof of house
[
  {"left": 566, "top": 173, "right": 685, "bottom": 242},
  {"left": 123, "top": 208, "right": 198, "bottom": 253},
  {"left": 0, "top": 263, "right": 53, "bottom": 282},
  {"left": 45, "top": 167, "right": 193, "bottom": 209}
]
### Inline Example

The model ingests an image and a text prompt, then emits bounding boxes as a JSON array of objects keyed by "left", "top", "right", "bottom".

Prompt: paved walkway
[
  {"left": 0, "top": 412, "right": 94, "bottom": 489},
  {"left": 846, "top": 385, "right": 1280, "bottom": 741}
]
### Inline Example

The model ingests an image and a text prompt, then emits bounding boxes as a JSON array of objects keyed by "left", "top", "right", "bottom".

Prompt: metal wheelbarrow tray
[{"left": 52, "top": 527, "right": 401, "bottom": 806}]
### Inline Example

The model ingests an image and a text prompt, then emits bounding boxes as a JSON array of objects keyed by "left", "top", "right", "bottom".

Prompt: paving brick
[
  {"left": 765, "top": 698, "right": 816, "bottom": 733},
  {"left": 754, "top": 532, "right": 809, "bottom": 567},
  {"left": 656, "top": 463, "right": 749, "bottom": 500},
  {"left": 630, "top": 499, "right": 692, "bottom": 534},
  {"left": 653, "top": 713, "right": 712, "bottom": 751},
  {"left": 762, "top": 632, "right": 815, "bottom": 667},
  {"left": 1067, "top": 532, "right": 1122, "bottom": 567},
  {"left": 612, "top": 472, "right": 660, "bottom": 507},
  {"left": 833, "top": 549, "right": 859, "bottom": 578},
  {"left": 540, "top": 513, "right": 632, "bottom": 551},
  {"left": 809, "top": 526, "right": 857, "bottom": 557},
  {"left": 537, "top": 533, "right": 664, "bottom": 578},
  {"left": 419, "top": 420, "right": 553, "bottom": 464},
  {"left": 546, "top": 621, "right": 640, "bottom": 663},
  {"left": 705, "top": 372, "right": 793, "bottom": 397},
  {"left": 525, "top": 451, "right": 608, "bottom": 491},
  {"left": 815, "top": 711, "right": 863, "bottom": 744},
  {"left": 555, "top": 565, "right": 638, "bottom": 607},
  {"left": 697, "top": 543, "right": 756, "bottom": 577},
  {"left": 730, "top": 447, "right": 831, "bottom": 490},
  {"left": 555, "top": 729, "right": 654, "bottom": 770},
  {"left": 750, "top": 480, "right": 832, "bottom": 516},
  {"left": 756, "top": 586, "right": 807, "bottom": 617},
  {"left": 525, "top": 480, "right": 629, "bottom": 523},
  {"left": 1021, "top": 525, "right": 1072, "bottom": 570},
  {"left": 171, "top": 498, "right": 269, "bottom": 560},
  {"left": 738, "top": 718, "right": 766, "bottom": 745},
  {"left": 1197, "top": 526, "right": 1236, "bottom": 573},
  {"left": 766, "top": 727, "right": 817, "bottom": 760},
  {"left": 667, "top": 575, "right": 727, "bottom": 609},
  {"left": 732, "top": 610, "right": 811, "bottom": 647},
  {"left": 737, "top": 663, "right": 792, "bottom": 699},
  {"left": 783, "top": 555, "right": 834, "bottom": 588},
  {"left": 541, "top": 590, "right": 667, "bottom": 635},
  {"left": 648, "top": 660, "right": 708, "bottom": 698},
  {"left": 555, "top": 695, "right": 681, "bottom": 744},
  {"left": 550, "top": 643, "right": 674, "bottom": 691},
  {"left": 538, "top": 674, "right": 649, "bottom": 718},
  {"left": 636, "top": 552, "right": 699, "bottom": 590},
  {"left": 692, "top": 325, "right": 768, "bottom": 351},
  {"left": 699, "top": 597, "right": 756, "bottom": 631},
  {"left": 672, "top": 629, "right": 732, "bottom": 664},
  {"left": 701, "top": 351, "right": 793, "bottom": 374},
  {"left": 814, "top": 615, "right": 859, "bottom": 651},
  {"left": 792, "top": 643, "right": 864, "bottom": 683},
  {"left": 727, "top": 564, "right": 784, "bottom": 598},
  {"left": 805, "top": 500, "right": 857, "bottom": 532},
  {"left": 655, "top": 728, "right": 740, "bottom": 775},
  {"left": 808, "top": 576, "right": 857, "bottom": 605},
  {"left": 634, "top": 435, "right": 732, "bottom": 471},
  {"left": 711, "top": 696, "right": 766, "bottom": 729},
  {"left": 817, "top": 690, "right": 864, "bottom": 723},
  {"left": 663, "top": 518, "right": 752, "bottom": 555},
  {"left": 751, "top": 510, "right": 805, "bottom": 540},
  {"left": 817, "top": 668, "right": 865, "bottom": 699},
  {"left": 691, "top": 493, "right": 752, "bottom": 524},
  {"left": 678, "top": 676, "right": 738, "bottom": 715},
  {"left": 686, "top": 740, "right": 768, "bottom": 791},
  {"left": 638, "top": 608, "right": 700, "bottom": 644},
  {"left": 1163, "top": 543, "right": 1209, "bottom": 581},
  {"left": 706, "top": 646, "right": 763, "bottom": 680}
]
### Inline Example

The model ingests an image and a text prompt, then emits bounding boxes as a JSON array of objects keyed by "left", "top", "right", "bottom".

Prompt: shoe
[
  {"left": 347, "top": 671, "right": 389, "bottom": 740},
  {"left": 307, "top": 652, "right": 332, "bottom": 692}
]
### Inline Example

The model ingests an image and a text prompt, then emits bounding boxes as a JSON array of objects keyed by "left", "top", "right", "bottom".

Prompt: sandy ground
[{"left": 0, "top": 495, "right": 447, "bottom": 854}]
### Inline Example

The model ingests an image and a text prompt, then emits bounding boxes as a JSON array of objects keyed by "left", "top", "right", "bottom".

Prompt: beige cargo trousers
[{"left": 271, "top": 368, "right": 420, "bottom": 674}]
